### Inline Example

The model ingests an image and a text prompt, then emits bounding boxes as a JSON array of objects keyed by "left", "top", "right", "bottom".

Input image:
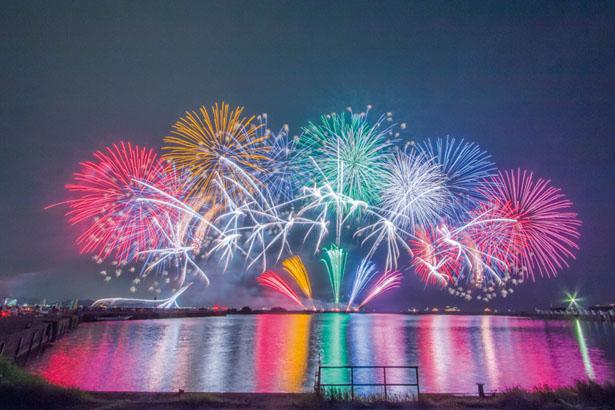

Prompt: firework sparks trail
[
  {"left": 346, "top": 258, "right": 378, "bottom": 310},
  {"left": 256, "top": 114, "right": 297, "bottom": 201},
  {"left": 358, "top": 271, "right": 402, "bottom": 308},
  {"left": 289, "top": 175, "right": 420, "bottom": 272},
  {"left": 437, "top": 223, "right": 509, "bottom": 286},
  {"left": 210, "top": 172, "right": 329, "bottom": 271},
  {"left": 257, "top": 270, "right": 305, "bottom": 309},
  {"left": 134, "top": 176, "right": 262, "bottom": 269},
  {"left": 321, "top": 245, "right": 347, "bottom": 306},
  {"left": 243, "top": 211, "right": 325, "bottom": 270},
  {"left": 409, "top": 205, "right": 519, "bottom": 287},
  {"left": 137, "top": 212, "right": 209, "bottom": 287},
  {"left": 409, "top": 227, "right": 460, "bottom": 286},
  {"left": 355, "top": 218, "right": 414, "bottom": 272},
  {"left": 296, "top": 181, "right": 367, "bottom": 244},
  {"left": 282, "top": 256, "right": 313, "bottom": 302}
]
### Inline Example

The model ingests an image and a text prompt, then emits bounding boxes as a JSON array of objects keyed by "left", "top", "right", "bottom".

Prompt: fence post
[
  {"left": 350, "top": 367, "right": 354, "bottom": 400},
  {"left": 477, "top": 383, "right": 485, "bottom": 398},
  {"left": 416, "top": 367, "right": 420, "bottom": 398},
  {"left": 383, "top": 367, "right": 387, "bottom": 400}
]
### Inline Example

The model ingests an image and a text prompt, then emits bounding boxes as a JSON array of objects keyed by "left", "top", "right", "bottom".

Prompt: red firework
[
  {"left": 409, "top": 227, "right": 461, "bottom": 286},
  {"left": 257, "top": 270, "right": 305, "bottom": 308},
  {"left": 64, "top": 142, "right": 188, "bottom": 262},
  {"left": 463, "top": 200, "right": 521, "bottom": 276},
  {"left": 477, "top": 169, "right": 581, "bottom": 279}
]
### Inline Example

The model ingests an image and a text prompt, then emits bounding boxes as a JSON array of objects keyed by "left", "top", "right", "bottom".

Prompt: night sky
[{"left": 1, "top": 1, "right": 614, "bottom": 310}]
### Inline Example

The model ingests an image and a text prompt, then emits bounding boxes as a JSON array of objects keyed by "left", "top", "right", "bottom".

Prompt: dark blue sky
[{"left": 1, "top": 0, "right": 613, "bottom": 309}]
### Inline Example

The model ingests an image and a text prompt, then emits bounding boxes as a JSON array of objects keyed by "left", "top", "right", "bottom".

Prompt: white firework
[{"left": 380, "top": 149, "right": 450, "bottom": 232}]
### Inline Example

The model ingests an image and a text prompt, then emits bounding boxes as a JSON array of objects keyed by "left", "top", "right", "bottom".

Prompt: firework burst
[
  {"left": 63, "top": 142, "right": 186, "bottom": 262},
  {"left": 380, "top": 149, "right": 450, "bottom": 231},
  {"left": 296, "top": 109, "right": 394, "bottom": 205},
  {"left": 52, "top": 103, "right": 582, "bottom": 304},
  {"left": 162, "top": 102, "right": 271, "bottom": 202},
  {"left": 415, "top": 136, "right": 496, "bottom": 216},
  {"left": 478, "top": 169, "right": 581, "bottom": 279}
]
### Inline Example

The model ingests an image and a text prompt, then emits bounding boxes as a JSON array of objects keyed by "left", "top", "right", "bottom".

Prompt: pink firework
[
  {"left": 257, "top": 270, "right": 305, "bottom": 309},
  {"left": 358, "top": 271, "right": 402, "bottom": 308},
  {"left": 63, "top": 142, "right": 188, "bottom": 262},
  {"left": 477, "top": 169, "right": 581, "bottom": 279}
]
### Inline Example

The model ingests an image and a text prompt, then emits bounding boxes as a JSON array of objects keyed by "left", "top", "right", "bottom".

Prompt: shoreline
[
  {"left": 5, "top": 385, "right": 615, "bottom": 409},
  {"left": 2, "top": 357, "right": 614, "bottom": 409}
]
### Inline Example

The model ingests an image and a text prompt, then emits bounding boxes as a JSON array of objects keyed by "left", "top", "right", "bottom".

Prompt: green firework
[
  {"left": 297, "top": 110, "right": 394, "bottom": 205},
  {"left": 321, "top": 244, "right": 348, "bottom": 305}
]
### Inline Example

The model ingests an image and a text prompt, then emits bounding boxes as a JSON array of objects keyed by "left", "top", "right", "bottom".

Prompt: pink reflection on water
[
  {"left": 254, "top": 314, "right": 311, "bottom": 392},
  {"left": 417, "top": 315, "right": 452, "bottom": 392},
  {"left": 25, "top": 315, "right": 615, "bottom": 394},
  {"left": 39, "top": 322, "right": 143, "bottom": 390},
  {"left": 480, "top": 315, "right": 500, "bottom": 388},
  {"left": 370, "top": 314, "right": 416, "bottom": 395},
  {"left": 371, "top": 314, "right": 406, "bottom": 366},
  {"left": 415, "top": 315, "right": 611, "bottom": 393}
]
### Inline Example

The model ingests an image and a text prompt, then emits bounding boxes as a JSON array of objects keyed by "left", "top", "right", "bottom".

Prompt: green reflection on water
[
  {"left": 319, "top": 313, "right": 350, "bottom": 390},
  {"left": 573, "top": 319, "right": 595, "bottom": 379}
]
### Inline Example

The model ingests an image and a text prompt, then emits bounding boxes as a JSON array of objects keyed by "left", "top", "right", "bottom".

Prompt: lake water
[{"left": 26, "top": 314, "right": 615, "bottom": 394}]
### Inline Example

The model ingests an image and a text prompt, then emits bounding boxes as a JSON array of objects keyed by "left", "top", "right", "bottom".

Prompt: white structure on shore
[{"left": 91, "top": 283, "right": 192, "bottom": 309}]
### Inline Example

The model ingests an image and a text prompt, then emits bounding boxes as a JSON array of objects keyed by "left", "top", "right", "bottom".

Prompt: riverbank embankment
[
  {"left": 0, "top": 308, "right": 228, "bottom": 364},
  {"left": 0, "top": 314, "right": 79, "bottom": 364},
  {"left": 81, "top": 307, "right": 226, "bottom": 322}
]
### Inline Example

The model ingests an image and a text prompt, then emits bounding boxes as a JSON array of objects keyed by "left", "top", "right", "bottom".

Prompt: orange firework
[{"left": 162, "top": 102, "right": 271, "bottom": 201}]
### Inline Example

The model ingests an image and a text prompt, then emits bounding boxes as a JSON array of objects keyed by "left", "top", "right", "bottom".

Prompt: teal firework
[
  {"left": 296, "top": 110, "right": 394, "bottom": 205},
  {"left": 321, "top": 244, "right": 348, "bottom": 305}
]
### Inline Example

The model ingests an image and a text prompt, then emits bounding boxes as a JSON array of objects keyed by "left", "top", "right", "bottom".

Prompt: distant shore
[{"left": 81, "top": 306, "right": 615, "bottom": 325}]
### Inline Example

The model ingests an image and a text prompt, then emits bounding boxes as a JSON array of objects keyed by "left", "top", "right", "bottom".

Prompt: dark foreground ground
[{"left": 1, "top": 358, "right": 614, "bottom": 409}]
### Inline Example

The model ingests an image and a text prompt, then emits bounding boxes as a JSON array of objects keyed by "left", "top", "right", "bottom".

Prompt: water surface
[{"left": 27, "top": 314, "right": 615, "bottom": 393}]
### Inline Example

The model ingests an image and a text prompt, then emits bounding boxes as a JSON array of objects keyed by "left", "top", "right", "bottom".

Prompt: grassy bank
[
  {"left": 0, "top": 357, "right": 89, "bottom": 409},
  {"left": 1, "top": 357, "right": 614, "bottom": 409}
]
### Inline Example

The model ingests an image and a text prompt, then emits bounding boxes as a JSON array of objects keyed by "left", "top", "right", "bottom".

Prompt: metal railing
[{"left": 316, "top": 365, "right": 420, "bottom": 401}]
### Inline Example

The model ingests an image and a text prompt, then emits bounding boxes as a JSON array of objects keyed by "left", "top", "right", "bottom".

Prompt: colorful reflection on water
[{"left": 27, "top": 314, "right": 615, "bottom": 393}]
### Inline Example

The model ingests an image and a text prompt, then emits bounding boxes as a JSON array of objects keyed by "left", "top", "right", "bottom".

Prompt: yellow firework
[
  {"left": 162, "top": 102, "right": 271, "bottom": 200},
  {"left": 282, "top": 255, "right": 313, "bottom": 300}
]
